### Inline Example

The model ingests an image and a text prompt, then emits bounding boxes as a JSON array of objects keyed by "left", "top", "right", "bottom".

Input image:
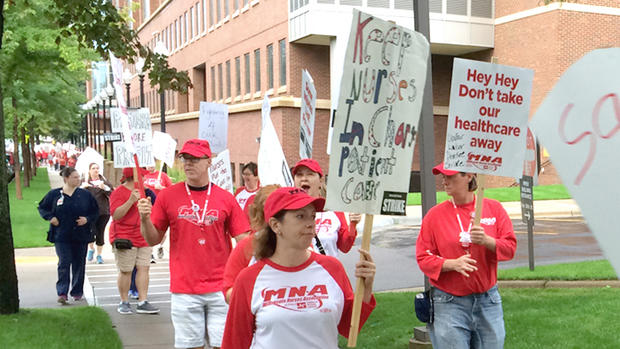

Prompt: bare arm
[
  {"left": 234, "top": 232, "right": 249, "bottom": 243},
  {"left": 441, "top": 254, "right": 478, "bottom": 277},
  {"left": 112, "top": 189, "right": 140, "bottom": 221},
  {"left": 137, "top": 198, "right": 166, "bottom": 246},
  {"left": 470, "top": 225, "right": 496, "bottom": 251}
]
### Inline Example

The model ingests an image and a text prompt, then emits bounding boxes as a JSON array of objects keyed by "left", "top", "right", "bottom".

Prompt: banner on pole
[
  {"left": 257, "top": 95, "right": 293, "bottom": 186},
  {"left": 209, "top": 149, "right": 234, "bottom": 193},
  {"left": 530, "top": 48, "right": 620, "bottom": 277},
  {"left": 152, "top": 131, "right": 177, "bottom": 167},
  {"left": 111, "top": 107, "right": 154, "bottom": 168},
  {"left": 299, "top": 69, "right": 316, "bottom": 159},
  {"left": 443, "top": 58, "right": 534, "bottom": 177},
  {"left": 199, "top": 102, "right": 228, "bottom": 154},
  {"left": 325, "top": 9, "right": 430, "bottom": 215}
]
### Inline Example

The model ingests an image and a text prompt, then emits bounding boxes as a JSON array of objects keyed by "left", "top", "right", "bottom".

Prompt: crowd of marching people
[{"left": 38, "top": 137, "right": 514, "bottom": 349}]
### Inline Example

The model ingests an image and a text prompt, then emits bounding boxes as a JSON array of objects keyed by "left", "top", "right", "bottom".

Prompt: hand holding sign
[{"left": 530, "top": 48, "right": 620, "bottom": 277}]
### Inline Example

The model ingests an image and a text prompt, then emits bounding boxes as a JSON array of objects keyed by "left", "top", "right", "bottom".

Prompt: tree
[{"left": 0, "top": 0, "right": 191, "bottom": 314}]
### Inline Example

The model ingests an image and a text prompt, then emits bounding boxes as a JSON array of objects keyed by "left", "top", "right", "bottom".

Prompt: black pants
[{"left": 93, "top": 214, "right": 110, "bottom": 246}]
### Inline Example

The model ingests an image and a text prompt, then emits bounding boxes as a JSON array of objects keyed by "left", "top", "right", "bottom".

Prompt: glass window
[
  {"left": 203, "top": 0, "right": 208, "bottom": 31},
  {"left": 175, "top": 20, "right": 179, "bottom": 49},
  {"left": 224, "top": 0, "right": 229, "bottom": 16},
  {"left": 190, "top": 6, "right": 195, "bottom": 39},
  {"left": 196, "top": 2, "right": 202, "bottom": 33},
  {"left": 226, "top": 60, "right": 231, "bottom": 98},
  {"left": 184, "top": 12, "right": 189, "bottom": 42},
  {"left": 244, "top": 53, "right": 250, "bottom": 94},
  {"left": 279, "top": 39, "right": 286, "bottom": 86},
  {"left": 211, "top": 66, "right": 216, "bottom": 100},
  {"left": 218, "top": 63, "right": 223, "bottom": 100},
  {"left": 254, "top": 49, "right": 260, "bottom": 92},
  {"left": 267, "top": 44, "right": 273, "bottom": 89},
  {"left": 209, "top": 0, "right": 214, "bottom": 26},
  {"left": 216, "top": 0, "right": 221, "bottom": 21},
  {"left": 142, "top": 0, "right": 150, "bottom": 21},
  {"left": 233, "top": 0, "right": 238, "bottom": 11},
  {"left": 235, "top": 56, "right": 241, "bottom": 96}
]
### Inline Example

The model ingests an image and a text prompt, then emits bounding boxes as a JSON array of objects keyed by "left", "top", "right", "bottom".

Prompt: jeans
[
  {"left": 429, "top": 285, "right": 505, "bottom": 349},
  {"left": 55, "top": 241, "right": 89, "bottom": 297}
]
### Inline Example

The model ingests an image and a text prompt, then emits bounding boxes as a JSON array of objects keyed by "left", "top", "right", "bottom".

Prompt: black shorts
[{"left": 93, "top": 214, "right": 110, "bottom": 246}]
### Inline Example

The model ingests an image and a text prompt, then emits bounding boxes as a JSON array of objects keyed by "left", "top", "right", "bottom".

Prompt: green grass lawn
[
  {"left": 0, "top": 307, "right": 122, "bottom": 349},
  {"left": 9, "top": 168, "right": 54, "bottom": 248},
  {"left": 499, "top": 260, "right": 618, "bottom": 280},
  {"left": 338, "top": 288, "right": 620, "bottom": 348},
  {"left": 407, "top": 184, "right": 571, "bottom": 205}
]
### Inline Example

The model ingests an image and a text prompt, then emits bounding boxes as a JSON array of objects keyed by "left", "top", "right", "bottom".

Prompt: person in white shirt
[{"left": 222, "top": 187, "right": 376, "bottom": 348}]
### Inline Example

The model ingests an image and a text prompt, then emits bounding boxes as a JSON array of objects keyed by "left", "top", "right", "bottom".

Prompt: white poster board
[
  {"left": 530, "top": 48, "right": 620, "bottom": 277},
  {"left": 299, "top": 69, "right": 317, "bottom": 159},
  {"left": 257, "top": 95, "right": 294, "bottom": 186},
  {"left": 75, "top": 147, "right": 104, "bottom": 180},
  {"left": 152, "top": 131, "right": 177, "bottom": 167},
  {"left": 111, "top": 107, "right": 155, "bottom": 168},
  {"left": 209, "top": 149, "right": 234, "bottom": 193},
  {"left": 325, "top": 9, "right": 429, "bottom": 215},
  {"left": 443, "top": 58, "right": 534, "bottom": 177},
  {"left": 198, "top": 102, "right": 228, "bottom": 154}
]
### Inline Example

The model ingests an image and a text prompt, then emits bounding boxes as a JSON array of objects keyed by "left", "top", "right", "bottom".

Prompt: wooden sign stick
[
  {"left": 473, "top": 174, "right": 486, "bottom": 225},
  {"left": 157, "top": 160, "right": 164, "bottom": 183},
  {"left": 347, "top": 213, "right": 374, "bottom": 347}
]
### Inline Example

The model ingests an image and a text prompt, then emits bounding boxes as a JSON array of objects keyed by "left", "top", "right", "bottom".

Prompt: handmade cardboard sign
[
  {"left": 325, "top": 9, "right": 430, "bottom": 215},
  {"left": 199, "top": 102, "right": 228, "bottom": 154},
  {"left": 299, "top": 69, "right": 317, "bottom": 159},
  {"left": 152, "top": 131, "right": 177, "bottom": 167},
  {"left": 444, "top": 58, "right": 534, "bottom": 178},
  {"left": 530, "top": 48, "right": 620, "bottom": 277},
  {"left": 209, "top": 149, "right": 233, "bottom": 193},
  {"left": 110, "top": 107, "right": 154, "bottom": 168}
]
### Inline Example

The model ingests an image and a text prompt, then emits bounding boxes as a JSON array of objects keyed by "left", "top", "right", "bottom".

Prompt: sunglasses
[{"left": 180, "top": 155, "right": 209, "bottom": 164}]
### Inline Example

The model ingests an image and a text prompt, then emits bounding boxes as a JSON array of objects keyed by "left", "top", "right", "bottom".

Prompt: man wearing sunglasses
[{"left": 137, "top": 138, "right": 250, "bottom": 349}]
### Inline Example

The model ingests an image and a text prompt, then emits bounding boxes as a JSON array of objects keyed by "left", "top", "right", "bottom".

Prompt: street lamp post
[
  {"left": 104, "top": 84, "right": 114, "bottom": 160},
  {"left": 94, "top": 95, "right": 102, "bottom": 148},
  {"left": 123, "top": 68, "right": 132, "bottom": 107},
  {"left": 136, "top": 57, "right": 146, "bottom": 108},
  {"left": 154, "top": 41, "right": 170, "bottom": 134}
]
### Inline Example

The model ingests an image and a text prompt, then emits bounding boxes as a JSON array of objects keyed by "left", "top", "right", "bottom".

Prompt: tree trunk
[
  {"left": 30, "top": 128, "right": 37, "bottom": 177},
  {"left": 0, "top": 2, "right": 21, "bottom": 312},
  {"left": 21, "top": 126, "right": 30, "bottom": 187},
  {"left": 12, "top": 98, "right": 22, "bottom": 200}
]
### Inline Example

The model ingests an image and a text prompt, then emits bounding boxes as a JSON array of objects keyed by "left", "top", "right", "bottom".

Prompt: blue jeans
[
  {"left": 55, "top": 242, "right": 89, "bottom": 297},
  {"left": 429, "top": 285, "right": 505, "bottom": 349}
]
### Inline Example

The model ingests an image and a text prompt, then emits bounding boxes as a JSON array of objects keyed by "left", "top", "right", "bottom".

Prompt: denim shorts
[{"left": 429, "top": 284, "right": 505, "bottom": 349}]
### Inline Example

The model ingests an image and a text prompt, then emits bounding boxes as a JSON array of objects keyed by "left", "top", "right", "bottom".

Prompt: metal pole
[
  {"left": 139, "top": 75, "right": 145, "bottom": 108},
  {"left": 160, "top": 90, "right": 166, "bottom": 133},
  {"left": 103, "top": 101, "right": 108, "bottom": 160},
  {"left": 126, "top": 83, "right": 131, "bottom": 107},
  {"left": 414, "top": 0, "right": 437, "bottom": 289}
]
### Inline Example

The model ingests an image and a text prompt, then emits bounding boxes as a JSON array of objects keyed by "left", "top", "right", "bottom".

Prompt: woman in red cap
[
  {"left": 222, "top": 187, "right": 376, "bottom": 348},
  {"left": 109, "top": 167, "right": 159, "bottom": 315},
  {"left": 415, "top": 162, "right": 516, "bottom": 348},
  {"left": 292, "top": 158, "right": 360, "bottom": 257}
]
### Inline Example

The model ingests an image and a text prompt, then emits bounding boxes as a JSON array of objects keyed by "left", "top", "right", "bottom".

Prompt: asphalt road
[{"left": 339, "top": 216, "right": 604, "bottom": 292}]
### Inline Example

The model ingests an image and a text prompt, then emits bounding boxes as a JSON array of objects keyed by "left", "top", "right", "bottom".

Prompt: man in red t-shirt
[
  {"left": 143, "top": 165, "right": 174, "bottom": 260},
  {"left": 137, "top": 139, "right": 250, "bottom": 349}
]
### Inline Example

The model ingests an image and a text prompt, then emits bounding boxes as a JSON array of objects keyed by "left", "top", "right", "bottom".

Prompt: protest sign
[
  {"left": 199, "top": 102, "right": 228, "bottom": 154},
  {"left": 110, "top": 107, "right": 155, "bottom": 168},
  {"left": 325, "top": 9, "right": 430, "bottom": 216},
  {"left": 209, "top": 149, "right": 233, "bottom": 193},
  {"left": 530, "top": 48, "right": 620, "bottom": 277},
  {"left": 152, "top": 131, "right": 177, "bottom": 167},
  {"left": 443, "top": 58, "right": 534, "bottom": 178},
  {"left": 299, "top": 69, "right": 316, "bottom": 159},
  {"left": 257, "top": 95, "right": 293, "bottom": 186}
]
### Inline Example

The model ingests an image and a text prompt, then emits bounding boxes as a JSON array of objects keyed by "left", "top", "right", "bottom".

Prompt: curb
[{"left": 498, "top": 280, "right": 620, "bottom": 288}]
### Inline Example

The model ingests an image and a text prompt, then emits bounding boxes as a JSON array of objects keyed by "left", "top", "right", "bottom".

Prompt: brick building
[{"left": 87, "top": 0, "right": 619, "bottom": 189}]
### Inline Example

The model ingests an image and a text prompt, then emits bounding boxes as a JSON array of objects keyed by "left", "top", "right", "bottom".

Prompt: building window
[
  {"left": 210, "top": 66, "right": 216, "bottom": 100},
  {"left": 216, "top": 0, "right": 221, "bottom": 22},
  {"left": 180, "top": 15, "right": 185, "bottom": 44},
  {"left": 267, "top": 44, "right": 274, "bottom": 89},
  {"left": 226, "top": 60, "right": 231, "bottom": 98},
  {"left": 189, "top": 6, "right": 194, "bottom": 39},
  {"left": 233, "top": 0, "right": 238, "bottom": 11},
  {"left": 254, "top": 48, "right": 260, "bottom": 92},
  {"left": 209, "top": 0, "right": 214, "bottom": 26},
  {"left": 244, "top": 53, "right": 250, "bottom": 94},
  {"left": 174, "top": 20, "right": 179, "bottom": 49},
  {"left": 202, "top": 0, "right": 208, "bottom": 31},
  {"left": 224, "top": 0, "right": 229, "bottom": 16},
  {"left": 195, "top": 2, "right": 201, "bottom": 34},
  {"left": 279, "top": 39, "right": 286, "bottom": 86},
  {"left": 185, "top": 12, "right": 189, "bottom": 42},
  {"left": 218, "top": 63, "right": 223, "bottom": 100},
  {"left": 243, "top": 0, "right": 248, "bottom": 6},
  {"left": 142, "top": 0, "right": 149, "bottom": 21},
  {"left": 235, "top": 56, "right": 241, "bottom": 96}
]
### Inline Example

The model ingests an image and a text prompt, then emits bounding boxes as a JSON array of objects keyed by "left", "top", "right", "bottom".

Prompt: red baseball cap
[
  {"left": 292, "top": 159, "right": 323, "bottom": 177},
  {"left": 179, "top": 139, "right": 212, "bottom": 158},
  {"left": 121, "top": 167, "right": 148, "bottom": 182},
  {"left": 263, "top": 187, "right": 325, "bottom": 222},
  {"left": 432, "top": 162, "right": 459, "bottom": 176}
]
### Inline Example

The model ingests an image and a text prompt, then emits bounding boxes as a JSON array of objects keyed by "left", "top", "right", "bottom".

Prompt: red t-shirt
[
  {"left": 222, "top": 232, "right": 255, "bottom": 297},
  {"left": 415, "top": 198, "right": 516, "bottom": 296},
  {"left": 151, "top": 182, "right": 251, "bottom": 294},
  {"left": 222, "top": 252, "right": 376, "bottom": 348},
  {"left": 234, "top": 186, "right": 259, "bottom": 211},
  {"left": 109, "top": 185, "right": 149, "bottom": 247},
  {"left": 143, "top": 170, "right": 173, "bottom": 195}
]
